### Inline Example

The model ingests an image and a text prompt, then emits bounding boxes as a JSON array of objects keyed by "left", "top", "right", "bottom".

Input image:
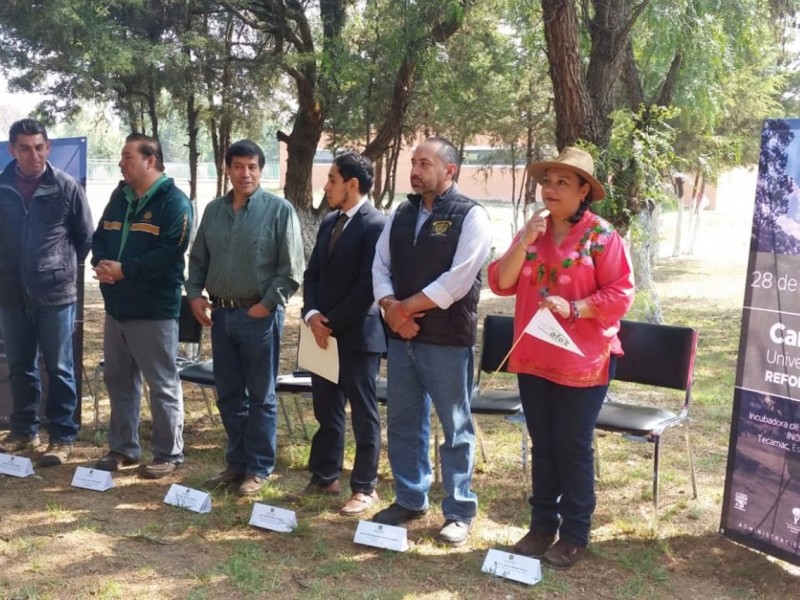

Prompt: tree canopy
[{"left": 0, "top": 0, "right": 797, "bottom": 215}]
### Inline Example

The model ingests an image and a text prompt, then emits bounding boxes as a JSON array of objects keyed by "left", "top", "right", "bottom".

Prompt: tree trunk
[
  {"left": 281, "top": 89, "right": 323, "bottom": 211},
  {"left": 650, "top": 203, "right": 661, "bottom": 268},
  {"left": 386, "top": 129, "right": 402, "bottom": 209},
  {"left": 147, "top": 77, "right": 159, "bottom": 139},
  {"left": 186, "top": 93, "right": 199, "bottom": 202},
  {"left": 186, "top": 92, "right": 200, "bottom": 247},
  {"left": 688, "top": 178, "right": 706, "bottom": 255},
  {"left": 541, "top": 0, "right": 594, "bottom": 148},
  {"left": 373, "top": 157, "right": 384, "bottom": 204},
  {"left": 363, "top": 1, "right": 470, "bottom": 161},
  {"left": 632, "top": 205, "right": 663, "bottom": 323},
  {"left": 671, "top": 175, "right": 685, "bottom": 257}
]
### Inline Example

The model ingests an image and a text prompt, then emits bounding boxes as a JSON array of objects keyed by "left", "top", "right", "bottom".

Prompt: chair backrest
[
  {"left": 479, "top": 315, "right": 515, "bottom": 374},
  {"left": 615, "top": 319, "right": 698, "bottom": 398},
  {"left": 178, "top": 295, "right": 203, "bottom": 344}
]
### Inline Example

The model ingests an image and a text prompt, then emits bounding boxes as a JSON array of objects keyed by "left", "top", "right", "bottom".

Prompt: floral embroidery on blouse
[{"left": 524, "top": 221, "right": 614, "bottom": 287}]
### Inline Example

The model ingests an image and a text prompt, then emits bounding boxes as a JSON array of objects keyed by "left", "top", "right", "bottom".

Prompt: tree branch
[{"left": 652, "top": 51, "right": 683, "bottom": 107}]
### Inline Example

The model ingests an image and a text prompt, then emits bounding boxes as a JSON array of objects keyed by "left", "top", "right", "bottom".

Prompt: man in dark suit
[{"left": 296, "top": 152, "right": 387, "bottom": 515}]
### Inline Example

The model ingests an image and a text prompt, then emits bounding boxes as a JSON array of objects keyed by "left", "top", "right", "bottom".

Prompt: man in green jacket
[{"left": 91, "top": 133, "right": 193, "bottom": 479}]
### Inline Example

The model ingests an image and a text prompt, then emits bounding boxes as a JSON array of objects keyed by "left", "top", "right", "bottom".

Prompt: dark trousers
[
  {"left": 309, "top": 349, "right": 381, "bottom": 494},
  {"left": 518, "top": 359, "right": 614, "bottom": 547}
]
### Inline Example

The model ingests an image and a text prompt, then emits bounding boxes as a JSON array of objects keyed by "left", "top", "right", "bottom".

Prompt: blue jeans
[
  {"left": 0, "top": 302, "right": 78, "bottom": 443},
  {"left": 518, "top": 360, "right": 614, "bottom": 547},
  {"left": 386, "top": 338, "right": 477, "bottom": 523},
  {"left": 211, "top": 305, "right": 283, "bottom": 478}
]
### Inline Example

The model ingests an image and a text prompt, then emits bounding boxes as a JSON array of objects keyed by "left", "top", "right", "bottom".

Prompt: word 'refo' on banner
[{"left": 720, "top": 119, "right": 800, "bottom": 566}]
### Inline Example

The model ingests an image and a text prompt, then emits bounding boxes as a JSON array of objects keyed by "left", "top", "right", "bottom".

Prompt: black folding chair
[
  {"left": 470, "top": 315, "right": 527, "bottom": 480},
  {"left": 595, "top": 319, "right": 699, "bottom": 529}
]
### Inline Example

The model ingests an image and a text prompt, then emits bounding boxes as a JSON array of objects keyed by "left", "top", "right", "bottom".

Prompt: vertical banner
[
  {"left": 720, "top": 119, "right": 800, "bottom": 565},
  {"left": 0, "top": 137, "right": 87, "bottom": 429}
]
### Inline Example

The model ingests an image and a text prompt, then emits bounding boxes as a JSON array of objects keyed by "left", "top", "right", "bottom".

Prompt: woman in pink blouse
[{"left": 488, "top": 147, "right": 634, "bottom": 569}]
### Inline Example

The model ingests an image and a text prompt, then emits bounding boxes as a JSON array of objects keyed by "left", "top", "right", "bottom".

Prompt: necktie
[{"left": 328, "top": 212, "right": 349, "bottom": 253}]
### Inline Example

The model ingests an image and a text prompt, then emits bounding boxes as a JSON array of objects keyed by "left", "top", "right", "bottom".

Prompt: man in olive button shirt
[{"left": 186, "top": 139, "right": 305, "bottom": 496}]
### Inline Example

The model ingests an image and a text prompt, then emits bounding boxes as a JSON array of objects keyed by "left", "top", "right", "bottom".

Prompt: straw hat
[{"left": 527, "top": 147, "right": 605, "bottom": 201}]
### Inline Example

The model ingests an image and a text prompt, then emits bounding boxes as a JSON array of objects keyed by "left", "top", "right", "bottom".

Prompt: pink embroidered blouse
[{"left": 487, "top": 211, "right": 635, "bottom": 387}]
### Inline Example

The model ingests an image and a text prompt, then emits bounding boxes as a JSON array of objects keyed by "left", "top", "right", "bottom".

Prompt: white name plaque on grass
[
  {"left": 0, "top": 453, "right": 34, "bottom": 477},
  {"left": 249, "top": 503, "right": 297, "bottom": 533},
  {"left": 163, "top": 484, "right": 211, "bottom": 513},
  {"left": 353, "top": 520, "right": 408, "bottom": 552},
  {"left": 71, "top": 466, "right": 114, "bottom": 491},
  {"left": 481, "top": 549, "right": 541, "bottom": 586}
]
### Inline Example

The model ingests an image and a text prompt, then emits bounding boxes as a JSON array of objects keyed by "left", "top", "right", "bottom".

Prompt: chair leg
[
  {"left": 521, "top": 417, "right": 529, "bottom": 488},
  {"left": 200, "top": 387, "right": 219, "bottom": 423},
  {"left": 278, "top": 396, "right": 294, "bottom": 436},
  {"left": 93, "top": 365, "right": 102, "bottom": 429},
  {"left": 653, "top": 436, "right": 662, "bottom": 533},
  {"left": 501, "top": 413, "right": 529, "bottom": 484},
  {"left": 685, "top": 425, "right": 698, "bottom": 499},
  {"left": 473, "top": 417, "right": 487, "bottom": 463},
  {"left": 82, "top": 364, "right": 94, "bottom": 400},
  {"left": 292, "top": 396, "right": 310, "bottom": 440}
]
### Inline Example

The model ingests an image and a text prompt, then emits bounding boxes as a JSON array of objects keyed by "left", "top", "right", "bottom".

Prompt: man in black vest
[
  {"left": 371, "top": 137, "right": 492, "bottom": 546},
  {"left": 295, "top": 152, "right": 387, "bottom": 515}
]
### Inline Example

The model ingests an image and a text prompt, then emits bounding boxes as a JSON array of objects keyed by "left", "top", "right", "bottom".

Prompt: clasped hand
[
  {"left": 92, "top": 260, "right": 124, "bottom": 284},
  {"left": 383, "top": 299, "right": 424, "bottom": 340}
]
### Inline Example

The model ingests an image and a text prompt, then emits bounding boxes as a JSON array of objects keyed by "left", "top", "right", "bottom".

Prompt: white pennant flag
[{"left": 523, "top": 307, "right": 584, "bottom": 357}]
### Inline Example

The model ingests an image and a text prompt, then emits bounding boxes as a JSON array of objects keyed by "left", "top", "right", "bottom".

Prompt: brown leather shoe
[
  {"left": 542, "top": 539, "right": 587, "bottom": 569},
  {"left": 340, "top": 491, "right": 378, "bottom": 516},
  {"left": 512, "top": 530, "right": 557, "bottom": 558},
  {"left": 238, "top": 475, "right": 267, "bottom": 497},
  {"left": 204, "top": 466, "right": 245, "bottom": 489}
]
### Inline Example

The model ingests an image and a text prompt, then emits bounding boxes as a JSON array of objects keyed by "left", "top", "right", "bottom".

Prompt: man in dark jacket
[
  {"left": 91, "top": 133, "right": 193, "bottom": 479},
  {"left": 0, "top": 118, "right": 93, "bottom": 466},
  {"left": 294, "top": 152, "right": 386, "bottom": 515}
]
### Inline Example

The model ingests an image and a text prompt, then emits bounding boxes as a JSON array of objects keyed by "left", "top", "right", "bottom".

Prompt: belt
[{"left": 210, "top": 296, "right": 261, "bottom": 309}]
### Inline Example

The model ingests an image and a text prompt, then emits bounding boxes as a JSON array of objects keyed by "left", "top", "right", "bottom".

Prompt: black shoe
[
  {"left": 372, "top": 502, "right": 427, "bottom": 526},
  {"left": 95, "top": 451, "right": 138, "bottom": 472}
]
